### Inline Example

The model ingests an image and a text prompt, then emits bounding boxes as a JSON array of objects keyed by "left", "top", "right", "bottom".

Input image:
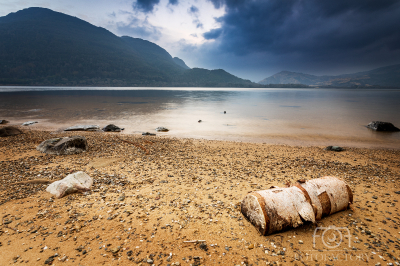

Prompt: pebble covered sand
[{"left": 0, "top": 128, "right": 399, "bottom": 266}]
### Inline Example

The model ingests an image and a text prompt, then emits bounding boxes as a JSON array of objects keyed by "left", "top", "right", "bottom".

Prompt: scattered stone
[
  {"left": 36, "top": 136, "right": 87, "bottom": 155},
  {"left": 247, "top": 244, "right": 254, "bottom": 250},
  {"left": 367, "top": 121, "right": 400, "bottom": 131},
  {"left": 198, "top": 120, "right": 202, "bottom": 123},
  {"left": 324, "top": 146, "right": 344, "bottom": 152},
  {"left": 199, "top": 243, "right": 208, "bottom": 251},
  {"left": 118, "top": 194, "right": 125, "bottom": 201},
  {"left": 110, "top": 246, "right": 120, "bottom": 254},
  {"left": 44, "top": 254, "right": 58, "bottom": 265},
  {"left": 0, "top": 128, "right": 398, "bottom": 265},
  {"left": 22, "top": 121, "right": 38, "bottom": 126},
  {"left": 64, "top": 125, "right": 100, "bottom": 131},
  {"left": 0, "top": 119, "right": 9, "bottom": 124},
  {"left": 102, "top": 124, "right": 124, "bottom": 132},
  {"left": 0, "top": 126, "right": 23, "bottom": 137},
  {"left": 58, "top": 256, "right": 67, "bottom": 262},
  {"left": 155, "top": 127, "right": 169, "bottom": 132}
]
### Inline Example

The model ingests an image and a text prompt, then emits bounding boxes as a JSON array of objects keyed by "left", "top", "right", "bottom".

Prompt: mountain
[
  {"left": 173, "top": 68, "right": 254, "bottom": 87},
  {"left": 0, "top": 7, "right": 256, "bottom": 87},
  {"left": 259, "top": 64, "right": 400, "bottom": 87},
  {"left": 173, "top": 57, "right": 190, "bottom": 69}
]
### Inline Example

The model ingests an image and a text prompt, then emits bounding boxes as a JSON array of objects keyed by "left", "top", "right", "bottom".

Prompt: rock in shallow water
[
  {"left": 155, "top": 127, "right": 169, "bottom": 132},
  {"left": 22, "top": 121, "right": 38, "bottom": 126},
  {"left": 36, "top": 136, "right": 87, "bottom": 155},
  {"left": 367, "top": 121, "right": 400, "bottom": 131},
  {"left": 142, "top": 132, "right": 156, "bottom": 136},
  {"left": 325, "top": 146, "right": 344, "bottom": 152},
  {"left": 64, "top": 125, "right": 100, "bottom": 131},
  {"left": 102, "top": 124, "right": 124, "bottom": 132}
]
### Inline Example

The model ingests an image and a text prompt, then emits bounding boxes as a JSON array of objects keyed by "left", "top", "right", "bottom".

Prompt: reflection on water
[{"left": 0, "top": 87, "right": 400, "bottom": 148}]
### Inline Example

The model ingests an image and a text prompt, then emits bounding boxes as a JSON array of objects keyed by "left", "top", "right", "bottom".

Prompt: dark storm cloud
[
  {"left": 188, "top": 5, "right": 199, "bottom": 14},
  {"left": 168, "top": 0, "right": 179, "bottom": 5},
  {"left": 204, "top": 0, "right": 400, "bottom": 72},
  {"left": 188, "top": 5, "right": 203, "bottom": 28},
  {"left": 133, "top": 0, "right": 160, "bottom": 13},
  {"left": 203, "top": 28, "right": 222, "bottom": 40}
]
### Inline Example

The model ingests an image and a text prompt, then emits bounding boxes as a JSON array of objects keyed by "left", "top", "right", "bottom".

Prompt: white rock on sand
[{"left": 46, "top": 171, "right": 93, "bottom": 198}]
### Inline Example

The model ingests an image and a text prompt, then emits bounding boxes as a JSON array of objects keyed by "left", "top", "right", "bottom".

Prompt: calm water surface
[{"left": 1, "top": 87, "right": 400, "bottom": 148}]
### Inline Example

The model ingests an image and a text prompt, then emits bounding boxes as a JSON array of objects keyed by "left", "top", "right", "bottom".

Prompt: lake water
[{"left": 1, "top": 87, "right": 400, "bottom": 149}]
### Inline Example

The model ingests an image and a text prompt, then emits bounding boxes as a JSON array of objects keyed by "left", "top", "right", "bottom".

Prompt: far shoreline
[{"left": 2, "top": 122, "right": 400, "bottom": 150}]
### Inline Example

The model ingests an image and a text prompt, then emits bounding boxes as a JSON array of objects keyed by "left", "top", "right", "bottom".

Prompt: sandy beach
[{"left": 0, "top": 127, "right": 399, "bottom": 265}]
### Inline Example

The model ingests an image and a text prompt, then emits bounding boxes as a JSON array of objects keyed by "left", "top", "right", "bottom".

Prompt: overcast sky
[{"left": 1, "top": 0, "right": 400, "bottom": 82}]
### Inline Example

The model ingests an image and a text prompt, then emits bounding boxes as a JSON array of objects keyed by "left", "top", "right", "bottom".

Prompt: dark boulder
[
  {"left": 0, "top": 120, "right": 9, "bottom": 124},
  {"left": 142, "top": 132, "right": 156, "bottom": 136},
  {"left": 325, "top": 146, "right": 344, "bottom": 152},
  {"left": 367, "top": 121, "right": 400, "bottom": 131},
  {"left": 37, "top": 136, "right": 87, "bottom": 155},
  {"left": 102, "top": 124, "right": 124, "bottom": 132},
  {"left": 0, "top": 126, "right": 23, "bottom": 137}
]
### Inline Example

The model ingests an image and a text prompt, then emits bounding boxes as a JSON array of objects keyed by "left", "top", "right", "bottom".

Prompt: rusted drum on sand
[{"left": 241, "top": 176, "right": 353, "bottom": 235}]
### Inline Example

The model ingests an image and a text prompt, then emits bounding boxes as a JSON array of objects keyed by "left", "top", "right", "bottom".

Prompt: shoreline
[
  {"left": 1, "top": 129, "right": 399, "bottom": 265},
  {"left": 3, "top": 122, "right": 400, "bottom": 150},
  {"left": 1, "top": 87, "right": 400, "bottom": 150}
]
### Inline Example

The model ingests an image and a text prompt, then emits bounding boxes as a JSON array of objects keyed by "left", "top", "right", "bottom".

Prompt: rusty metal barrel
[{"left": 241, "top": 176, "right": 353, "bottom": 235}]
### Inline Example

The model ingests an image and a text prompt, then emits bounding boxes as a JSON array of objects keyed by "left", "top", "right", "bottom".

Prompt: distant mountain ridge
[
  {"left": 259, "top": 64, "right": 400, "bottom": 87},
  {"left": 0, "top": 7, "right": 257, "bottom": 87},
  {"left": 173, "top": 57, "right": 190, "bottom": 69}
]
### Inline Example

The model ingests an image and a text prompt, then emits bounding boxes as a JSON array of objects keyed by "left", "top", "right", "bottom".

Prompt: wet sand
[{"left": 0, "top": 128, "right": 399, "bottom": 265}]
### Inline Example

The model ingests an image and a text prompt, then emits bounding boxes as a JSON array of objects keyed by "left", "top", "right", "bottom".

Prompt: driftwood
[{"left": 241, "top": 176, "right": 353, "bottom": 235}]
